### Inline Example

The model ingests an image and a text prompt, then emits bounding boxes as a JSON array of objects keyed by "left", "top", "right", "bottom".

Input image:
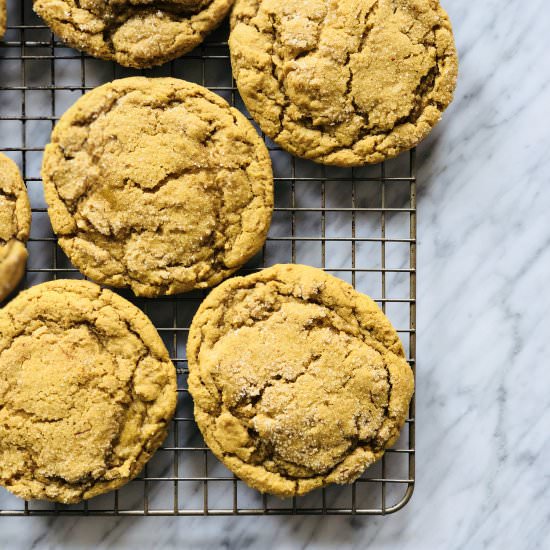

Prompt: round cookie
[
  {"left": 42, "top": 77, "right": 273, "bottom": 298},
  {"left": 33, "top": 0, "right": 234, "bottom": 68},
  {"left": 0, "top": 154, "right": 31, "bottom": 303},
  {"left": 229, "top": 0, "right": 458, "bottom": 166},
  {"left": 0, "top": 279, "right": 177, "bottom": 504},
  {"left": 187, "top": 263, "right": 414, "bottom": 497}
]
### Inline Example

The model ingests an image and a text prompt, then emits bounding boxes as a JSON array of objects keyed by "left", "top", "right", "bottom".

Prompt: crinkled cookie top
[
  {"left": 33, "top": 0, "right": 234, "bottom": 67},
  {"left": 230, "top": 0, "right": 458, "bottom": 166},
  {"left": 42, "top": 77, "right": 273, "bottom": 298},
  {"left": 0, "top": 279, "right": 177, "bottom": 503},
  {"left": 188, "top": 264, "right": 414, "bottom": 497}
]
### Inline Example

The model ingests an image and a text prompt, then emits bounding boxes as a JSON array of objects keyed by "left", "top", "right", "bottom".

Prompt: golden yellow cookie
[
  {"left": 42, "top": 77, "right": 273, "bottom": 298},
  {"left": 0, "top": 279, "right": 177, "bottom": 504},
  {"left": 0, "top": 154, "right": 31, "bottom": 303},
  {"left": 0, "top": 0, "right": 6, "bottom": 38},
  {"left": 33, "top": 0, "right": 234, "bottom": 68},
  {"left": 230, "top": 0, "right": 458, "bottom": 166},
  {"left": 188, "top": 264, "right": 414, "bottom": 497}
]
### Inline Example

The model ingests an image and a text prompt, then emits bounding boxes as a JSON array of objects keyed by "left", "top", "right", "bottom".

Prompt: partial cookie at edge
[
  {"left": 0, "top": 0, "right": 6, "bottom": 38},
  {"left": 0, "top": 153, "right": 31, "bottom": 302},
  {"left": 33, "top": 0, "right": 235, "bottom": 68}
]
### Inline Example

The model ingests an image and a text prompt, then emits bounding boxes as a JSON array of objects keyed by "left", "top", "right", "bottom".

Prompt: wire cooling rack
[{"left": 0, "top": 0, "right": 416, "bottom": 516}]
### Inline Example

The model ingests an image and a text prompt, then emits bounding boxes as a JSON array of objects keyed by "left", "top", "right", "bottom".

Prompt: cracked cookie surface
[
  {"left": 187, "top": 264, "right": 414, "bottom": 497},
  {"left": 0, "top": 154, "right": 31, "bottom": 303},
  {"left": 42, "top": 77, "right": 273, "bottom": 298},
  {"left": 229, "top": 0, "right": 458, "bottom": 166},
  {"left": 0, "top": 279, "right": 177, "bottom": 503},
  {"left": 33, "top": 0, "right": 234, "bottom": 68}
]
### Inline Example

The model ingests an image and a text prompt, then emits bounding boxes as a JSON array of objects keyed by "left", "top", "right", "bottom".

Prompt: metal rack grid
[{"left": 0, "top": 0, "right": 416, "bottom": 516}]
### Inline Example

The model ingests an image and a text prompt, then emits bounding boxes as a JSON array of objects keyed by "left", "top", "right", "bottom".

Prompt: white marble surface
[{"left": 1, "top": 0, "right": 550, "bottom": 547}]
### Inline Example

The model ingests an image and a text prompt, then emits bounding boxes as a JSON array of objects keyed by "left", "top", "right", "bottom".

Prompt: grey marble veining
[{"left": 1, "top": 0, "right": 550, "bottom": 547}]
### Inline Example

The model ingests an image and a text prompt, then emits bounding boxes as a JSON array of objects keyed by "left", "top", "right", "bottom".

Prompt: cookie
[
  {"left": 187, "top": 263, "right": 414, "bottom": 497},
  {"left": 33, "top": 0, "right": 234, "bottom": 68},
  {"left": 0, "top": 154, "right": 31, "bottom": 303},
  {"left": 0, "top": 279, "right": 177, "bottom": 503},
  {"left": 0, "top": 0, "right": 6, "bottom": 38},
  {"left": 229, "top": 0, "right": 458, "bottom": 166},
  {"left": 42, "top": 77, "right": 273, "bottom": 298}
]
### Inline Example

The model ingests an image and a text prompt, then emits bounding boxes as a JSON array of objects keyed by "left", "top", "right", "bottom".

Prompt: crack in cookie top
[
  {"left": 33, "top": 0, "right": 235, "bottom": 68},
  {"left": 0, "top": 154, "right": 31, "bottom": 303},
  {"left": 229, "top": 0, "right": 458, "bottom": 166},
  {"left": 187, "top": 264, "right": 414, "bottom": 497},
  {"left": 0, "top": 279, "right": 177, "bottom": 503},
  {"left": 42, "top": 77, "right": 273, "bottom": 298}
]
